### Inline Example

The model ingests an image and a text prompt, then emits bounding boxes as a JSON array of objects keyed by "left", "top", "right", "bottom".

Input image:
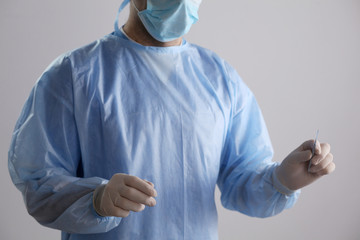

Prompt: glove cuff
[
  {"left": 93, "top": 184, "right": 107, "bottom": 217},
  {"left": 272, "top": 166, "right": 296, "bottom": 195}
]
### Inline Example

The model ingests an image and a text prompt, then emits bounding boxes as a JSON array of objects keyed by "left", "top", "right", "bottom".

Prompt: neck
[{"left": 122, "top": 3, "right": 182, "bottom": 47}]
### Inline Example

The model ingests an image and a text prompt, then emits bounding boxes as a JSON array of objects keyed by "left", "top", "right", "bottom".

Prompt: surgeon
[{"left": 8, "top": 0, "right": 335, "bottom": 239}]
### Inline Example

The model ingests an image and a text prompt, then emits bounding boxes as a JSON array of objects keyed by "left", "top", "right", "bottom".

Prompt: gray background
[{"left": 1, "top": 0, "right": 359, "bottom": 239}]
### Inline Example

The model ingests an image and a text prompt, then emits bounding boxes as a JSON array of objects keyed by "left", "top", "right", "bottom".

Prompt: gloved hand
[
  {"left": 275, "top": 140, "right": 335, "bottom": 191},
  {"left": 93, "top": 173, "right": 157, "bottom": 217}
]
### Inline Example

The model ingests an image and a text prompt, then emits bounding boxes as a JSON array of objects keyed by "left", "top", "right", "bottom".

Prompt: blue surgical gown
[{"left": 8, "top": 30, "right": 300, "bottom": 240}]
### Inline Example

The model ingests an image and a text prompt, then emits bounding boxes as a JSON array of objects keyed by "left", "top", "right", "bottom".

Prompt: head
[{"left": 123, "top": 0, "right": 202, "bottom": 46}]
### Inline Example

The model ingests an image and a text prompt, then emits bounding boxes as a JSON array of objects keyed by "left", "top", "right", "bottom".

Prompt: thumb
[
  {"left": 298, "top": 140, "right": 315, "bottom": 151},
  {"left": 290, "top": 149, "right": 313, "bottom": 163}
]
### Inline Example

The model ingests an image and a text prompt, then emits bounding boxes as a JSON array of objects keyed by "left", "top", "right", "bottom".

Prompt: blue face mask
[{"left": 115, "top": 0, "right": 202, "bottom": 43}]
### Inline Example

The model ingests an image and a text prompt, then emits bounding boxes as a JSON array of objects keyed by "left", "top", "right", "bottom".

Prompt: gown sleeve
[
  {"left": 217, "top": 63, "right": 300, "bottom": 218},
  {"left": 8, "top": 55, "right": 121, "bottom": 233}
]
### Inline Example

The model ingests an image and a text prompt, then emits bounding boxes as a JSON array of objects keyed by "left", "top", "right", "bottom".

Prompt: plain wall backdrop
[{"left": 1, "top": 0, "right": 359, "bottom": 239}]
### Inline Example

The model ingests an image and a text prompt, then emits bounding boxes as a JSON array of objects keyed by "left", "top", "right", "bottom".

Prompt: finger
[
  {"left": 145, "top": 180, "right": 154, "bottom": 187},
  {"left": 309, "top": 153, "right": 333, "bottom": 173},
  {"left": 314, "top": 162, "right": 336, "bottom": 176},
  {"left": 314, "top": 141, "right": 321, "bottom": 155},
  {"left": 119, "top": 185, "right": 157, "bottom": 207},
  {"left": 102, "top": 204, "right": 130, "bottom": 218},
  {"left": 144, "top": 180, "right": 158, "bottom": 197},
  {"left": 114, "top": 196, "right": 145, "bottom": 212},
  {"left": 312, "top": 143, "right": 331, "bottom": 165},
  {"left": 320, "top": 143, "right": 331, "bottom": 157},
  {"left": 124, "top": 175, "right": 157, "bottom": 197}
]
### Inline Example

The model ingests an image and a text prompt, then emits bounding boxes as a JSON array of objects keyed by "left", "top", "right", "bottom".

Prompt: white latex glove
[
  {"left": 275, "top": 140, "right": 335, "bottom": 191},
  {"left": 93, "top": 173, "right": 157, "bottom": 217}
]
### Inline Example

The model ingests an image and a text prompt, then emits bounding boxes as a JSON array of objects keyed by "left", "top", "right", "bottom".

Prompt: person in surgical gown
[{"left": 8, "top": 0, "right": 335, "bottom": 239}]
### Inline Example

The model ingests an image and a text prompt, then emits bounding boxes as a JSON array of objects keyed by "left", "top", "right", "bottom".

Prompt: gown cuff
[{"left": 271, "top": 166, "right": 296, "bottom": 195}]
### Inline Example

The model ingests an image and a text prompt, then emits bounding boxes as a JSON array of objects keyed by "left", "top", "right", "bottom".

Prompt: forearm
[
  {"left": 43, "top": 190, "right": 121, "bottom": 234},
  {"left": 219, "top": 163, "right": 300, "bottom": 218},
  {"left": 13, "top": 169, "right": 121, "bottom": 234}
]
